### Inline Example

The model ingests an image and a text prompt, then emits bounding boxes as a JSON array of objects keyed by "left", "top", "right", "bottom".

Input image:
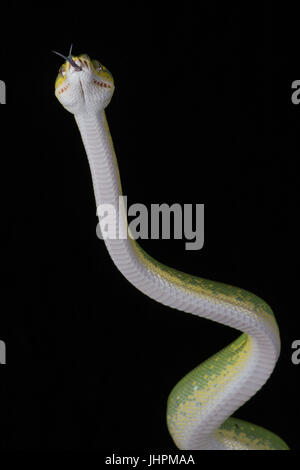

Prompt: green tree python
[{"left": 53, "top": 46, "right": 289, "bottom": 450}]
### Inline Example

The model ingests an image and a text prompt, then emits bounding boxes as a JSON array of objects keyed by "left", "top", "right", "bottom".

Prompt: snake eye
[
  {"left": 93, "top": 60, "right": 103, "bottom": 72},
  {"left": 59, "top": 65, "right": 66, "bottom": 76}
]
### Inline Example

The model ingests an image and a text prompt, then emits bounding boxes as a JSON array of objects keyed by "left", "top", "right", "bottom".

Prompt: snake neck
[{"left": 74, "top": 109, "right": 282, "bottom": 450}]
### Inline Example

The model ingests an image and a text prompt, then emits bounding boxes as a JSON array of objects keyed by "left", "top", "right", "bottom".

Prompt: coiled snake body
[{"left": 54, "top": 47, "right": 289, "bottom": 450}]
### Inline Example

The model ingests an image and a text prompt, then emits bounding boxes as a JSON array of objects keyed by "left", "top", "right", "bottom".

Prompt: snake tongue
[
  {"left": 67, "top": 57, "right": 82, "bottom": 72},
  {"left": 52, "top": 48, "right": 82, "bottom": 72}
]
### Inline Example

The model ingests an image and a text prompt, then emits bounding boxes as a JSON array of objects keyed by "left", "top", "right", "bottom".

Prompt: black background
[{"left": 0, "top": 2, "right": 298, "bottom": 453}]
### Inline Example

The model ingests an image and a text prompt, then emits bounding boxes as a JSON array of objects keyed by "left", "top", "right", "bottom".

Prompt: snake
[{"left": 53, "top": 45, "right": 289, "bottom": 450}]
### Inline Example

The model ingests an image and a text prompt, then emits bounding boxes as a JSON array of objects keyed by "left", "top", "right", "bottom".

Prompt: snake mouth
[
  {"left": 92, "top": 79, "right": 112, "bottom": 89},
  {"left": 68, "top": 58, "right": 82, "bottom": 72}
]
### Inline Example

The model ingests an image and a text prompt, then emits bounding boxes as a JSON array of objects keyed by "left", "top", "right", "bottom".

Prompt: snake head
[{"left": 53, "top": 45, "right": 114, "bottom": 115}]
